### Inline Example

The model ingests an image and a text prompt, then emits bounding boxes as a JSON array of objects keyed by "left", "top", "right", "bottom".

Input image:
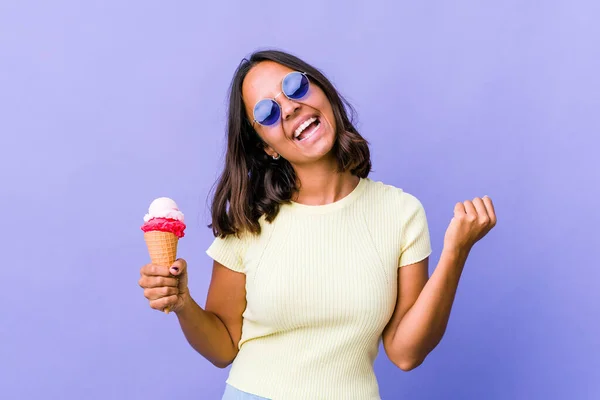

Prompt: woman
[{"left": 138, "top": 49, "right": 497, "bottom": 399}]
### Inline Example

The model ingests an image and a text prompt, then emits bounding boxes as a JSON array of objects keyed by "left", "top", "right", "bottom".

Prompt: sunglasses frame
[{"left": 252, "top": 71, "right": 310, "bottom": 127}]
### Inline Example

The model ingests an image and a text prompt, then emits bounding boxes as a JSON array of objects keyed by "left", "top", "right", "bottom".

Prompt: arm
[
  {"left": 175, "top": 260, "right": 246, "bottom": 368},
  {"left": 383, "top": 196, "right": 497, "bottom": 371},
  {"left": 382, "top": 250, "right": 468, "bottom": 371}
]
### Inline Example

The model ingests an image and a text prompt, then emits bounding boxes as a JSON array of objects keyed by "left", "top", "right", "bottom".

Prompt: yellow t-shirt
[{"left": 206, "top": 178, "right": 431, "bottom": 400}]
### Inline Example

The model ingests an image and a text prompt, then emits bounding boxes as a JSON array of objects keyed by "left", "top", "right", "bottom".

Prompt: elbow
[
  {"left": 393, "top": 336, "right": 444, "bottom": 371},
  {"left": 387, "top": 347, "right": 426, "bottom": 371},
  {"left": 395, "top": 357, "right": 424, "bottom": 372},
  {"left": 208, "top": 352, "right": 237, "bottom": 369},
  {"left": 211, "top": 356, "right": 235, "bottom": 369},
  {"left": 212, "top": 360, "right": 232, "bottom": 369},
  {"left": 191, "top": 350, "right": 234, "bottom": 369},
  {"left": 384, "top": 338, "right": 429, "bottom": 371}
]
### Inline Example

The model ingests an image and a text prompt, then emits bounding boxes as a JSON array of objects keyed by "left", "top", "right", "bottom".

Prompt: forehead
[{"left": 242, "top": 61, "right": 295, "bottom": 103}]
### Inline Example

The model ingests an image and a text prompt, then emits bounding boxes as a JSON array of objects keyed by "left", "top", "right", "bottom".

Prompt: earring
[{"left": 272, "top": 154, "right": 281, "bottom": 160}]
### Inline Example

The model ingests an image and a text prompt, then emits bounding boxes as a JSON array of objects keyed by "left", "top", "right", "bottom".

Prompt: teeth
[{"left": 294, "top": 117, "right": 317, "bottom": 138}]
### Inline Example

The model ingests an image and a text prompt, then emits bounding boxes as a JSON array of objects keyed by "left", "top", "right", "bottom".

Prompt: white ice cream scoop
[{"left": 143, "top": 197, "right": 185, "bottom": 222}]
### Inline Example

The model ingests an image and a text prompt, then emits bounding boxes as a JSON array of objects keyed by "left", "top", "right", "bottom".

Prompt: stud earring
[{"left": 272, "top": 154, "right": 281, "bottom": 160}]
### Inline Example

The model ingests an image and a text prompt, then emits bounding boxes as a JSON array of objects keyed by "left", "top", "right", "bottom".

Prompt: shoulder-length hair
[{"left": 210, "top": 49, "right": 371, "bottom": 237}]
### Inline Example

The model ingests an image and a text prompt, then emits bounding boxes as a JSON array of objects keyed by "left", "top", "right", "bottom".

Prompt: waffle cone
[{"left": 144, "top": 231, "right": 179, "bottom": 266}]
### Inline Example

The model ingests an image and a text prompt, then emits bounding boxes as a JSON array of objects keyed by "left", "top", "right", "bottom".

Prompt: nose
[{"left": 277, "top": 94, "right": 300, "bottom": 121}]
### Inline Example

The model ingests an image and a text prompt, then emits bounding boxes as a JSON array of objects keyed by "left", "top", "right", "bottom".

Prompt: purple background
[{"left": 1, "top": 1, "right": 599, "bottom": 399}]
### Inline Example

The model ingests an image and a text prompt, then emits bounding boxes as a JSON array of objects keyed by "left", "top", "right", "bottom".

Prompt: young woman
[{"left": 138, "top": 50, "right": 497, "bottom": 400}]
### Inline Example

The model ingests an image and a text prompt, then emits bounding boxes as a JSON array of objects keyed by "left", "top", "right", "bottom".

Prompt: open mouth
[{"left": 293, "top": 117, "right": 321, "bottom": 141}]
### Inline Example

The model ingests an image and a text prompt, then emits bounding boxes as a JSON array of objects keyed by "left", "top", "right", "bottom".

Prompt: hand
[
  {"left": 138, "top": 258, "right": 190, "bottom": 314},
  {"left": 443, "top": 196, "right": 497, "bottom": 253}
]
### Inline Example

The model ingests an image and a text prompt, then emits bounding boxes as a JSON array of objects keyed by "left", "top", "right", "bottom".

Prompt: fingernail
[{"left": 171, "top": 267, "right": 179, "bottom": 273}]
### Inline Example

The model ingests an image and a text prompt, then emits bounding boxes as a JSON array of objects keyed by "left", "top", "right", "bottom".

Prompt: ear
[{"left": 263, "top": 144, "right": 279, "bottom": 159}]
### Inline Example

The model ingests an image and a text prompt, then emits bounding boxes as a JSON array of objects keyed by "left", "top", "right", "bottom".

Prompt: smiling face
[{"left": 242, "top": 61, "right": 337, "bottom": 165}]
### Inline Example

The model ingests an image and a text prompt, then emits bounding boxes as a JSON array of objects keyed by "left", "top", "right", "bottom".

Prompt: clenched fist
[
  {"left": 444, "top": 196, "right": 497, "bottom": 252},
  {"left": 139, "top": 259, "right": 189, "bottom": 313}
]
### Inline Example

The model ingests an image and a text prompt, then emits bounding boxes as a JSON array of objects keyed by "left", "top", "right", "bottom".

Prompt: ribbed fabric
[
  {"left": 222, "top": 384, "right": 270, "bottom": 399},
  {"left": 206, "top": 178, "right": 431, "bottom": 400}
]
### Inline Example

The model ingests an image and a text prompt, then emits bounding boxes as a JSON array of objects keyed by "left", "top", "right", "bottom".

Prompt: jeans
[{"left": 221, "top": 384, "right": 270, "bottom": 400}]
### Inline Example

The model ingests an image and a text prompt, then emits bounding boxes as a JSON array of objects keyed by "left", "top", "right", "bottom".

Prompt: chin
[
  {"left": 297, "top": 141, "right": 336, "bottom": 165},
  {"left": 287, "top": 124, "right": 337, "bottom": 165}
]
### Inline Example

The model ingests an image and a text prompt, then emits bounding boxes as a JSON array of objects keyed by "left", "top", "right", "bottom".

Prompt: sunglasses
[{"left": 252, "top": 71, "right": 310, "bottom": 126}]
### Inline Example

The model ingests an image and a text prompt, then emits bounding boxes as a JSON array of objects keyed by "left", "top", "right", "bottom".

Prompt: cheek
[
  {"left": 310, "top": 89, "right": 336, "bottom": 130},
  {"left": 259, "top": 126, "right": 287, "bottom": 147},
  {"left": 321, "top": 101, "right": 336, "bottom": 133}
]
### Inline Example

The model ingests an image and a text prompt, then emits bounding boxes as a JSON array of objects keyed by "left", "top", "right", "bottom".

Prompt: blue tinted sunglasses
[{"left": 252, "top": 71, "right": 310, "bottom": 126}]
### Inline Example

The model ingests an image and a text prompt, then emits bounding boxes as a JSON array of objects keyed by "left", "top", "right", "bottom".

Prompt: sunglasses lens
[
  {"left": 283, "top": 72, "right": 309, "bottom": 100},
  {"left": 254, "top": 99, "right": 280, "bottom": 126}
]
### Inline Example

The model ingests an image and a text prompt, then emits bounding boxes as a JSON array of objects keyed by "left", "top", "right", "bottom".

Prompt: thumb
[{"left": 170, "top": 258, "right": 187, "bottom": 276}]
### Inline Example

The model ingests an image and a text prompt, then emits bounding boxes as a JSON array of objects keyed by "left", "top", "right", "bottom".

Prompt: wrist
[
  {"left": 441, "top": 245, "right": 471, "bottom": 262},
  {"left": 175, "top": 291, "right": 195, "bottom": 315}
]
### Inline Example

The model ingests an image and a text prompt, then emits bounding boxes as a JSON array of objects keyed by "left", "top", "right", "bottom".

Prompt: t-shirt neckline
[{"left": 287, "top": 178, "right": 368, "bottom": 214}]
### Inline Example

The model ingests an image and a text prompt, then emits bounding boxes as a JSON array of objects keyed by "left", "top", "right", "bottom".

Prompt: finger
[
  {"left": 149, "top": 295, "right": 178, "bottom": 311},
  {"left": 170, "top": 258, "right": 187, "bottom": 276},
  {"left": 138, "top": 275, "right": 178, "bottom": 289},
  {"left": 454, "top": 202, "right": 466, "bottom": 216},
  {"left": 472, "top": 197, "right": 490, "bottom": 220},
  {"left": 463, "top": 200, "right": 477, "bottom": 218},
  {"left": 140, "top": 264, "right": 172, "bottom": 277},
  {"left": 144, "top": 286, "right": 179, "bottom": 301},
  {"left": 483, "top": 196, "right": 497, "bottom": 226}
]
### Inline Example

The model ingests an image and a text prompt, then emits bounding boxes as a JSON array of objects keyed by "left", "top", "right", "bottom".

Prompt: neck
[{"left": 292, "top": 158, "right": 360, "bottom": 205}]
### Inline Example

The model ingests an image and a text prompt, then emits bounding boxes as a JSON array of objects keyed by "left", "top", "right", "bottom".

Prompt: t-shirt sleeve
[
  {"left": 399, "top": 193, "right": 432, "bottom": 267},
  {"left": 206, "top": 233, "right": 248, "bottom": 273}
]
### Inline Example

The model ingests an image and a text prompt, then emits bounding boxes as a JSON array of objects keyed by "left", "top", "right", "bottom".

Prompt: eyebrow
[{"left": 257, "top": 72, "right": 289, "bottom": 98}]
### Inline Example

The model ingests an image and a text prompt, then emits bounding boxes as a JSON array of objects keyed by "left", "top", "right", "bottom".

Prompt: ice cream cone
[
  {"left": 144, "top": 231, "right": 179, "bottom": 265},
  {"left": 141, "top": 197, "right": 186, "bottom": 315},
  {"left": 144, "top": 231, "right": 179, "bottom": 313}
]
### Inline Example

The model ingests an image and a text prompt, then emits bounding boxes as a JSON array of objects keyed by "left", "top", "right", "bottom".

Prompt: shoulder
[
  {"left": 206, "top": 223, "right": 266, "bottom": 273},
  {"left": 361, "top": 178, "right": 425, "bottom": 213},
  {"left": 356, "top": 179, "right": 429, "bottom": 243}
]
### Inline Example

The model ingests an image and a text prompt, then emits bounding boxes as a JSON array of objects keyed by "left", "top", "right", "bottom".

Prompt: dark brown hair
[{"left": 210, "top": 49, "right": 371, "bottom": 237}]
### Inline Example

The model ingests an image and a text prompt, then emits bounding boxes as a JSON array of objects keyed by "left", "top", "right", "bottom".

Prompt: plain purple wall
[{"left": 1, "top": 1, "right": 598, "bottom": 399}]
